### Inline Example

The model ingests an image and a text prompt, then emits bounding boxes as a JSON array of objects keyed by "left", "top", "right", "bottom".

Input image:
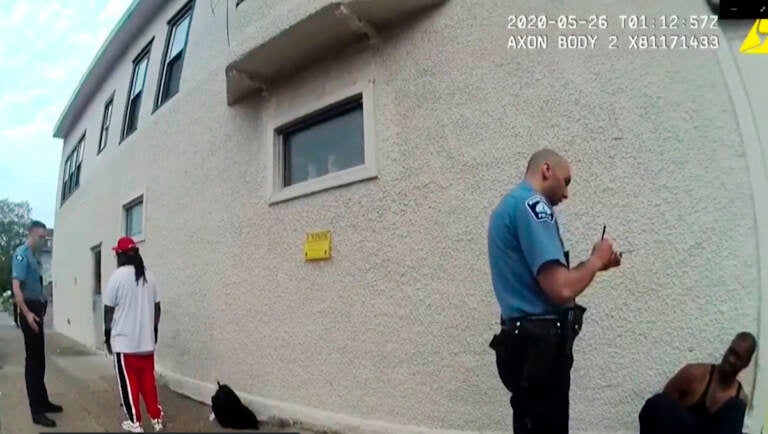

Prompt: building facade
[
  {"left": 39, "top": 228, "right": 54, "bottom": 297},
  {"left": 51, "top": 0, "right": 768, "bottom": 432}
]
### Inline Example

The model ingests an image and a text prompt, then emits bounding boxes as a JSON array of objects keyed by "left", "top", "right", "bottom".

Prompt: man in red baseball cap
[{"left": 104, "top": 236, "right": 164, "bottom": 432}]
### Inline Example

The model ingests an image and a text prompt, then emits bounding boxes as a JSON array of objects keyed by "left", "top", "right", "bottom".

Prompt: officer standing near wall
[
  {"left": 487, "top": 149, "right": 621, "bottom": 434},
  {"left": 11, "top": 220, "right": 63, "bottom": 428}
]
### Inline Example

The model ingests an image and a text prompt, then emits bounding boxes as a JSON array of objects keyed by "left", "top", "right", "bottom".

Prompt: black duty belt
[{"left": 500, "top": 304, "right": 586, "bottom": 336}]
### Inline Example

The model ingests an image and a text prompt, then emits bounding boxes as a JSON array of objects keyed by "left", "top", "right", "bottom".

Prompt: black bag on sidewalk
[{"left": 211, "top": 381, "right": 260, "bottom": 430}]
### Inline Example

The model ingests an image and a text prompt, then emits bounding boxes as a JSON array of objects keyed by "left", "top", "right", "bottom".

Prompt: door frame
[{"left": 91, "top": 243, "right": 103, "bottom": 350}]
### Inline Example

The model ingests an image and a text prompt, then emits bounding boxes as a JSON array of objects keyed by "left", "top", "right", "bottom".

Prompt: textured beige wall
[
  {"left": 717, "top": 19, "right": 768, "bottom": 432},
  {"left": 53, "top": 0, "right": 763, "bottom": 432}
]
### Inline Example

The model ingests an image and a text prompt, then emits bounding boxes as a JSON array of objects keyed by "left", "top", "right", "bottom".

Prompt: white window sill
[{"left": 269, "top": 165, "right": 377, "bottom": 205}]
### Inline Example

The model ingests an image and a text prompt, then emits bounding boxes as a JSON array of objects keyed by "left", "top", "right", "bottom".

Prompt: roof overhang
[
  {"left": 225, "top": 0, "right": 448, "bottom": 106},
  {"left": 52, "top": 0, "right": 168, "bottom": 139}
]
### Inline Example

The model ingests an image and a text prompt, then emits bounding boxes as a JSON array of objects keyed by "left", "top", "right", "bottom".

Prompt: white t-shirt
[{"left": 103, "top": 265, "right": 160, "bottom": 354}]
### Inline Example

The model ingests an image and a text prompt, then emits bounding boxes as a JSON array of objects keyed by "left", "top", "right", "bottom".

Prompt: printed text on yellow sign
[{"left": 304, "top": 231, "right": 331, "bottom": 261}]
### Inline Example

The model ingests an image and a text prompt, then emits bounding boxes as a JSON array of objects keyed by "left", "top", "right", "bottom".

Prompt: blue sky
[{"left": 0, "top": 0, "right": 132, "bottom": 226}]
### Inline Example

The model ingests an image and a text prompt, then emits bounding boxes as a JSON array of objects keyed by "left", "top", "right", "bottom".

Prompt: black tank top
[{"left": 687, "top": 364, "right": 742, "bottom": 419}]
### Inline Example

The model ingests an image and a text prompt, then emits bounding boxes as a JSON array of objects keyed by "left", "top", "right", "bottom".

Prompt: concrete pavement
[{"left": 0, "top": 312, "right": 316, "bottom": 434}]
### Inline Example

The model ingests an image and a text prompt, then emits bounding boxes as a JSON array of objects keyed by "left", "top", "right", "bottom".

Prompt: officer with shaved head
[{"left": 488, "top": 148, "right": 622, "bottom": 434}]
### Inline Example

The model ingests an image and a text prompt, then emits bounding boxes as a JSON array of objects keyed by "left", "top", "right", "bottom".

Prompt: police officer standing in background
[
  {"left": 11, "top": 220, "right": 62, "bottom": 428},
  {"left": 487, "top": 149, "right": 621, "bottom": 434}
]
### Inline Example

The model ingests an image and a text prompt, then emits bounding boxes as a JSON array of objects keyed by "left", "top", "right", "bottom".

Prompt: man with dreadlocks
[{"left": 104, "top": 236, "right": 164, "bottom": 433}]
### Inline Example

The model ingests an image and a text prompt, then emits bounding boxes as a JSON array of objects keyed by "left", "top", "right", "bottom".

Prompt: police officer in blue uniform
[
  {"left": 487, "top": 149, "right": 621, "bottom": 434},
  {"left": 11, "top": 220, "right": 63, "bottom": 428}
]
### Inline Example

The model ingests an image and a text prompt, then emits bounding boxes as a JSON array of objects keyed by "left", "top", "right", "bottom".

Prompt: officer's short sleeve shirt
[
  {"left": 487, "top": 180, "right": 568, "bottom": 318},
  {"left": 11, "top": 244, "right": 44, "bottom": 301},
  {"left": 516, "top": 193, "right": 567, "bottom": 276}
]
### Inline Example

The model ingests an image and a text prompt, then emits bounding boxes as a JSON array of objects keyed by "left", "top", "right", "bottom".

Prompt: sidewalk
[{"left": 0, "top": 312, "right": 316, "bottom": 434}]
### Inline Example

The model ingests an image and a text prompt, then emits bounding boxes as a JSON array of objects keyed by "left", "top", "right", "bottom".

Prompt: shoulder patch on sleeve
[
  {"left": 14, "top": 253, "right": 25, "bottom": 263},
  {"left": 525, "top": 195, "right": 554, "bottom": 222}
]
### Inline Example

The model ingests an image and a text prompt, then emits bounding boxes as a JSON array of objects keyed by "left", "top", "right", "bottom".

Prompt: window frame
[
  {"left": 61, "top": 132, "right": 86, "bottom": 205},
  {"left": 268, "top": 80, "right": 377, "bottom": 205},
  {"left": 97, "top": 93, "right": 115, "bottom": 155},
  {"left": 123, "top": 195, "right": 146, "bottom": 242},
  {"left": 121, "top": 40, "right": 153, "bottom": 142},
  {"left": 154, "top": 0, "right": 195, "bottom": 111}
]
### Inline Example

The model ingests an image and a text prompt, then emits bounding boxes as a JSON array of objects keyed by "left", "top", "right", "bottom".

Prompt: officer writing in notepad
[{"left": 487, "top": 148, "right": 622, "bottom": 434}]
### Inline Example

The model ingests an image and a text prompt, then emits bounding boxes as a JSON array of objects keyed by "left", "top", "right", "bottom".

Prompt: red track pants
[{"left": 114, "top": 353, "right": 163, "bottom": 423}]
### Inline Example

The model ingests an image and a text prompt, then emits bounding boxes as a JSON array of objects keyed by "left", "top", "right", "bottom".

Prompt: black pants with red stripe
[
  {"left": 113, "top": 352, "right": 163, "bottom": 424},
  {"left": 19, "top": 300, "right": 50, "bottom": 415}
]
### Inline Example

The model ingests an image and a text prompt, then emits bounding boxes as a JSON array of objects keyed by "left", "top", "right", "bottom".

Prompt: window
[
  {"left": 61, "top": 133, "right": 85, "bottom": 204},
  {"left": 156, "top": 2, "right": 194, "bottom": 108},
  {"left": 122, "top": 43, "right": 151, "bottom": 139},
  {"left": 124, "top": 198, "right": 144, "bottom": 239},
  {"left": 98, "top": 96, "right": 114, "bottom": 153},
  {"left": 281, "top": 97, "right": 365, "bottom": 187},
  {"left": 270, "top": 83, "right": 377, "bottom": 204}
]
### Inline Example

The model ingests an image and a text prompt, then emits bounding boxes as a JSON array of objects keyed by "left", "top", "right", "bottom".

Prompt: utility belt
[{"left": 500, "top": 303, "right": 586, "bottom": 340}]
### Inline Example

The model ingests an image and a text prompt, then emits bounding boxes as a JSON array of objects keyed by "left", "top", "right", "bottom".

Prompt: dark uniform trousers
[
  {"left": 19, "top": 300, "right": 51, "bottom": 415},
  {"left": 12, "top": 301, "right": 20, "bottom": 328},
  {"left": 490, "top": 304, "right": 586, "bottom": 434}
]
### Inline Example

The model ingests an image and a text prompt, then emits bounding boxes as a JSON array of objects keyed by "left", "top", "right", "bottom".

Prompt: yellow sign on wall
[{"left": 304, "top": 230, "right": 331, "bottom": 261}]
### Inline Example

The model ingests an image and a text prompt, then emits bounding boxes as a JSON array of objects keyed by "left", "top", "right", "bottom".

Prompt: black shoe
[
  {"left": 32, "top": 413, "right": 57, "bottom": 427},
  {"left": 44, "top": 402, "right": 63, "bottom": 413}
]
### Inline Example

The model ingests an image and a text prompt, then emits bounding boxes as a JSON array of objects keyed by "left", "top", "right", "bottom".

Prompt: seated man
[{"left": 639, "top": 331, "right": 757, "bottom": 434}]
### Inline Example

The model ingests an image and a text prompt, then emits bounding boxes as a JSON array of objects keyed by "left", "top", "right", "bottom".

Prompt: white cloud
[
  {"left": 37, "top": 2, "right": 73, "bottom": 26},
  {"left": 100, "top": 0, "right": 132, "bottom": 20},
  {"left": 0, "top": 121, "right": 49, "bottom": 139},
  {"left": 36, "top": 103, "right": 66, "bottom": 124},
  {"left": 54, "top": 19, "right": 72, "bottom": 32},
  {"left": 0, "top": 103, "right": 63, "bottom": 140},
  {"left": 0, "top": 89, "right": 46, "bottom": 109},
  {"left": 69, "top": 32, "right": 98, "bottom": 46},
  {"left": 10, "top": 2, "right": 27, "bottom": 24},
  {"left": 42, "top": 69, "right": 70, "bottom": 81},
  {"left": 0, "top": 53, "right": 29, "bottom": 68}
]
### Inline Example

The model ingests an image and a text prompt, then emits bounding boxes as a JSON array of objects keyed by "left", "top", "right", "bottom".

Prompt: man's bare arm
[
  {"left": 663, "top": 365, "right": 692, "bottom": 402},
  {"left": 536, "top": 258, "right": 602, "bottom": 305},
  {"left": 103, "top": 305, "right": 115, "bottom": 331},
  {"left": 154, "top": 302, "right": 161, "bottom": 344},
  {"left": 12, "top": 279, "right": 29, "bottom": 315},
  {"left": 13, "top": 279, "right": 40, "bottom": 332}
]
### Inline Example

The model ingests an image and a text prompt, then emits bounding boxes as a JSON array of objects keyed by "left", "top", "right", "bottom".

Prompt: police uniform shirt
[
  {"left": 488, "top": 180, "right": 569, "bottom": 319},
  {"left": 11, "top": 244, "right": 45, "bottom": 302}
]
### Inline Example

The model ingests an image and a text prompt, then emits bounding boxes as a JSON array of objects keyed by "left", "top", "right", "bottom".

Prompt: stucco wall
[
  {"left": 53, "top": 0, "right": 762, "bottom": 432},
  {"left": 717, "top": 19, "right": 768, "bottom": 433}
]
